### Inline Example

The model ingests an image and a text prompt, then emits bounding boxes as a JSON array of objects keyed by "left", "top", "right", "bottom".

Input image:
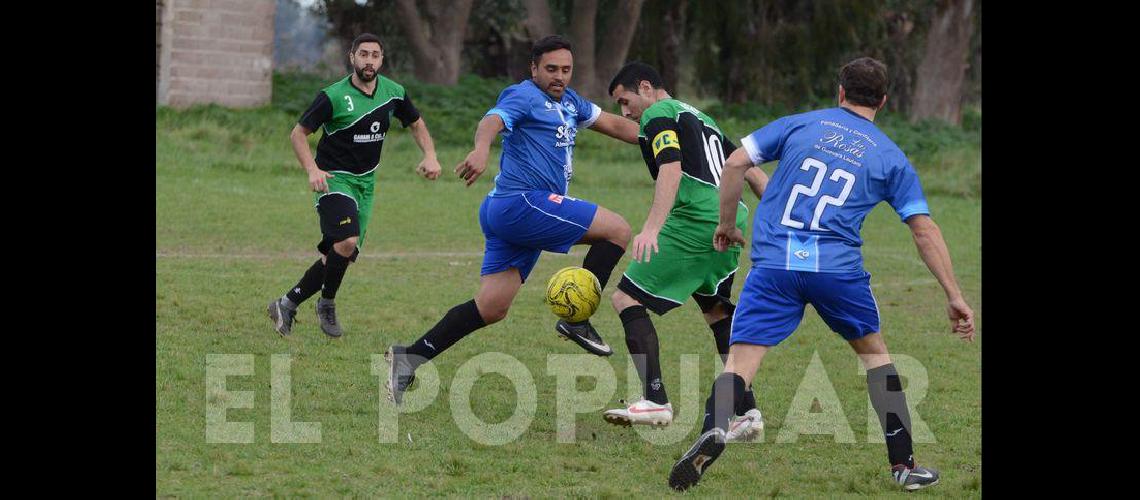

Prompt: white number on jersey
[
  {"left": 780, "top": 157, "right": 855, "bottom": 231},
  {"left": 344, "top": 96, "right": 354, "bottom": 112},
  {"left": 702, "top": 131, "right": 726, "bottom": 185}
]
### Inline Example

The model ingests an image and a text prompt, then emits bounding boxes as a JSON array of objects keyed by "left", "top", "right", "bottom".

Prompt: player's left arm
[
  {"left": 906, "top": 214, "right": 975, "bottom": 341},
  {"left": 395, "top": 92, "right": 440, "bottom": 180},
  {"left": 588, "top": 111, "right": 640, "bottom": 144},
  {"left": 889, "top": 153, "right": 975, "bottom": 341},
  {"left": 632, "top": 162, "right": 681, "bottom": 263},
  {"left": 406, "top": 118, "right": 441, "bottom": 180}
]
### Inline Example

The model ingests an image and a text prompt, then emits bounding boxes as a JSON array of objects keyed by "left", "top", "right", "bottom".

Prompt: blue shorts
[
  {"left": 479, "top": 191, "right": 598, "bottom": 282},
  {"left": 730, "top": 267, "right": 880, "bottom": 346}
]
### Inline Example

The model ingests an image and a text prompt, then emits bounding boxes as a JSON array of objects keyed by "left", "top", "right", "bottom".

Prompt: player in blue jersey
[
  {"left": 668, "top": 57, "right": 976, "bottom": 492},
  {"left": 385, "top": 35, "right": 641, "bottom": 404}
]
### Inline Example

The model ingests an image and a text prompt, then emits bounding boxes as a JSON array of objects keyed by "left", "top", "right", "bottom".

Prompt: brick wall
[{"left": 157, "top": 0, "right": 276, "bottom": 108}]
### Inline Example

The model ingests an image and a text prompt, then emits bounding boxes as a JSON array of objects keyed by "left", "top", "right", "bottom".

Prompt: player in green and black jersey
[
  {"left": 267, "top": 33, "right": 442, "bottom": 338},
  {"left": 600, "top": 63, "right": 769, "bottom": 436}
]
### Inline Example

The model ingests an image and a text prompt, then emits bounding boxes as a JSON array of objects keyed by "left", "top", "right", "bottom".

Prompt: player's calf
[{"left": 318, "top": 236, "right": 357, "bottom": 338}]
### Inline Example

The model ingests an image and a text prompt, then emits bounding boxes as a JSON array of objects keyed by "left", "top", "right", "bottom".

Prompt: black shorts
[
  {"left": 618, "top": 272, "right": 735, "bottom": 315},
  {"left": 315, "top": 193, "right": 361, "bottom": 262}
]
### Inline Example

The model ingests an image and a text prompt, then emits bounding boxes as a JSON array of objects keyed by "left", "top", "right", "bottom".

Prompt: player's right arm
[
  {"left": 293, "top": 91, "right": 335, "bottom": 192},
  {"left": 743, "top": 166, "right": 769, "bottom": 200},
  {"left": 455, "top": 114, "right": 505, "bottom": 187}
]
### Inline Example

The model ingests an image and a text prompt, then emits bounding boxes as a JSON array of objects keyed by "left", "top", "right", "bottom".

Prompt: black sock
[
  {"left": 405, "top": 300, "right": 487, "bottom": 360},
  {"left": 321, "top": 249, "right": 351, "bottom": 300},
  {"left": 709, "top": 316, "right": 732, "bottom": 363},
  {"left": 620, "top": 305, "right": 667, "bottom": 405},
  {"left": 285, "top": 259, "right": 325, "bottom": 305},
  {"left": 737, "top": 387, "right": 757, "bottom": 416},
  {"left": 702, "top": 372, "right": 746, "bottom": 433},
  {"left": 868, "top": 364, "right": 915, "bottom": 468},
  {"left": 582, "top": 240, "right": 625, "bottom": 290}
]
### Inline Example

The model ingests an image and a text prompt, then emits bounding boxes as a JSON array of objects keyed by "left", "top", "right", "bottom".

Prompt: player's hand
[
  {"left": 455, "top": 149, "right": 489, "bottom": 187},
  {"left": 416, "top": 156, "right": 442, "bottom": 180},
  {"left": 947, "top": 297, "right": 975, "bottom": 342},
  {"left": 631, "top": 230, "right": 660, "bottom": 263},
  {"left": 713, "top": 223, "right": 745, "bottom": 252},
  {"left": 308, "top": 168, "right": 334, "bottom": 192}
]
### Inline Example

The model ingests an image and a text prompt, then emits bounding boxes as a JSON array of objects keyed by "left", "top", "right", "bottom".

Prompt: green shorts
[
  {"left": 314, "top": 171, "right": 375, "bottom": 260},
  {"left": 617, "top": 214, "right": 745, "bottom": 315}
]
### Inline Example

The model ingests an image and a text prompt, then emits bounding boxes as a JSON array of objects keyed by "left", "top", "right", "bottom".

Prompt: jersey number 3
[{"left": 780, "top": 157, "right": 854, "bottom": 231}]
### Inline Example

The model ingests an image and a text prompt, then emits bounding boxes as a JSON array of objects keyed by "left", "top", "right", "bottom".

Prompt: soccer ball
[{"left": 544, "top": 266, "right": 602, "bottom": 323}]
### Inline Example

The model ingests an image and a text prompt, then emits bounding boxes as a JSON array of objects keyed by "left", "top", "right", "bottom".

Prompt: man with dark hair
[
  {"left": 267, "top": 33, "right": 442, "bottom": 338},
  {"left": 385, "top": 35, "right": 641, "bottom": 404},
  {"left": 668, "top": 56, "right": 975, "bottom": 491},
  {"left": 601, "top": 61, "right": 768, "bottom": 439}
]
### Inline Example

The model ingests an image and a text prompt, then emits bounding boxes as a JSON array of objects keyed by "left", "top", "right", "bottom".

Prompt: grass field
[{"left": 156, "top": 74, "right": 981, "bottom": 497}]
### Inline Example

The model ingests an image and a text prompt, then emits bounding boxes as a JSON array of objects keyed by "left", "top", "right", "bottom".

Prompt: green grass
[{"left": 156, "top": 73, "right": 981, "bottom": 496}]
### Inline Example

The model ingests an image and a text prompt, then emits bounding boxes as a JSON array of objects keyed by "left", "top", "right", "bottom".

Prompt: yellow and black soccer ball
[{"left": 544, "top": 266, "right": 602, "bottom": 323}]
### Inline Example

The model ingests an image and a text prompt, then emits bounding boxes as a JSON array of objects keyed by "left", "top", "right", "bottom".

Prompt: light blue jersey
[
  {"left": 484, "top": 79, "right": 601, "bottom": 197},
  {"left": 740, "top": 107, "right": 929, "bottom": 273}
]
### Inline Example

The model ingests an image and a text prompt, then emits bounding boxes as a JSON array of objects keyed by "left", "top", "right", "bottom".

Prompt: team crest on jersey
[
  {"left": 548, "top": 194, "right": 564, "bottom": 204},
  {"left": 564, "top": 102, "right": 577, "bottom": 114}
]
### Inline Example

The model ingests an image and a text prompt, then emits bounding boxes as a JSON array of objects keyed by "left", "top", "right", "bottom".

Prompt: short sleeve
[
  {"left": 885, "top": 154, "right": 931, "bottom": 222},
  {"left": 393, "top": 90, "right": 421, "bottom": 127},
  {"left": 739, "top": 116, "right": 792, "bottom": 165},
  {"left": 643, "top": 116, "right": 683, "bottom": 168},
  {"left": 485, "top": 86, "right": 530, "bottom": 132},
  {"left": 570, "top": 91, "right": 601, "bottom": 128},
  {"left": 298, "top": 91, "right": 333, "bottom": 132}
]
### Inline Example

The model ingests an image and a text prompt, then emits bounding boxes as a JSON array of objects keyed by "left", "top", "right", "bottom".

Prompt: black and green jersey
[
  {"left": 298, "top": 74, "right": 421, "bottom": 176},
  {"left": 637, "top": 99, "right": 746, "bottom": 227}
]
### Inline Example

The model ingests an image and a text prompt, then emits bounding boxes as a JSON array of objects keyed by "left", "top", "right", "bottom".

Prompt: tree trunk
[
  {"left": 593, "top": 0, "right": 646, "bottom": 98},
  {"left": 393, "top": 0, "right": 475, "bottom": 85},
  {"left": 659, "top": 0, "right": 687, "bottom": 95},
  {"left": 522, "top": 0, "right": 555, "bottom": 43},
  {"left": 568, "top": 0, "right": 599, "bottom": 98},
  {"left": 883, "top": 9, "right": 916, "bottom": 115},
  {"left": 910, "top": 0, "right": 975, "bottom": 124}
]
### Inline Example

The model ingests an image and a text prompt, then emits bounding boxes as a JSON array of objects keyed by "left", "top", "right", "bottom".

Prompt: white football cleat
[
  {"left": 725, "top": 408, "right": 764, "bottom": 442},
  {"left": 603, "top": 399, "right": 673, "bottom": 427}
]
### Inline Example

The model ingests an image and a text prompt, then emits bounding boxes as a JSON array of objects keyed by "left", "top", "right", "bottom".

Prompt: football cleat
[
  {"left": 267, "top": 298, "right": 297, "bottom": 336},
  {"left": 725, "top": 408, "right": 764, "bottom": 443},
  {"left": 385, "top": 345, "right": 417, "bottom": 405},
  {"left": 668, "top": 428, "right": 727, "bottom": 491},
  {"left": 603, "top": 398, "right": 673, "bottom": 427},
  {"left": 892, "top": 464, "right": 940, "bottom": 491},
  {"left": 316, "top": 298, "right": 342, "bottom": 338},
  {"left": 555, "top": 319, "right": 613, "bottom": 356}
]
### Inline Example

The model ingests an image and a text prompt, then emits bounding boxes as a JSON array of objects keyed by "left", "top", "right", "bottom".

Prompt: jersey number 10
[
  {"left": 781, "top": 157, "right": 854, "bottom": 231},
  {"left": 702, "top": 132, "right": 726, "bottom": 186}
]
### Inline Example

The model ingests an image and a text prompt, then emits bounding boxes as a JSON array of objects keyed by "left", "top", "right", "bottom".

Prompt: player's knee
[
  {"left": 610, "top": 289, "right": 638, "bottom": 312},
  {"left": 478, "top": 302, "right": 510, "bottom": 324},
  {"left": 611, "top": 216, "right": 632, "bottom": 247},
  {"left": 333, "top": 237, "right": 358, "bottom": 255},
  {"left": 702, "top": 301, "right": 735, "bottom": 324}
]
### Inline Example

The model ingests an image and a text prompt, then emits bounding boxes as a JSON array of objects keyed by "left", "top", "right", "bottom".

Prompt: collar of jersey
[
  {"left": 348, "top": 75, "right": 377, "bottom": 99},
  {"left": 526, "top": 79, "right": 565, "bottom": 108}
]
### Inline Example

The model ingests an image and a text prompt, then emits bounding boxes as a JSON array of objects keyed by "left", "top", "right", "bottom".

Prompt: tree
[
  {"left": 910, "top": 0, "right": 976, "bottom": 124},
  {"left": 393, "top": 0, "right": 476, "bottom": 85}
]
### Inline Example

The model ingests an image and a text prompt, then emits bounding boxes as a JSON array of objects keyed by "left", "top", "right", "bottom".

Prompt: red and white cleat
[
  {"left": 726, "top": 408, "right": 764, "bottom": 442},
  {"left": 603, "top": 399, "right": 673, "bottom": 427}
]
